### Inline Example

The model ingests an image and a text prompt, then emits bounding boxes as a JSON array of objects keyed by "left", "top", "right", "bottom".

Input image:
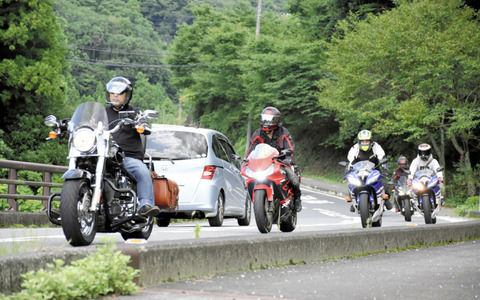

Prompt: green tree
[
  {"left": 0, "top": 0, "right": 68, "bottom": 162},
  {"left": 319, "top": 0, "right": 480, "bottom": 195}
]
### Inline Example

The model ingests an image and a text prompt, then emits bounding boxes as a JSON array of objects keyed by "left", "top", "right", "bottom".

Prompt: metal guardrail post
[
  {"left": 7, "top": 168, "right": 18, "bottom": 211},
  {"left": 42, "top": 172, "right": 52, "bottom": 208}
]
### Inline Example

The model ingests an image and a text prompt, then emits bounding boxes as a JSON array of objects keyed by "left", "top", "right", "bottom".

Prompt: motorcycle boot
[
  {"left": 135, "top": 204, "right": 160, "bottom": 221},
  {"left": 294, "top": 195, "right": 302, "bottom": 212},
  {"left": 283, "top": 165, "right": 302, "bottom": 212},
  {"left": 383, "top": 196, "right": 393, "bottom": 210}
]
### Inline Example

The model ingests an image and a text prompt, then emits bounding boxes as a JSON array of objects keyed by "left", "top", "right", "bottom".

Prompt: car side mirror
[
  {"left": 231, "top": 153, "right": 241, "bottom": 161},
  {"left": 436, "top": 167, "right": 444, "bottom": 172},
  {"left": 338, "top": 161, "right": 348, "bottom": 167}
]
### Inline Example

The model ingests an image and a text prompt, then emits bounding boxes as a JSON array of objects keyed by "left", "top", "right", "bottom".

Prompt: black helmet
[
  {"left": 397, "top": 155, "right": 408, "bottom": 168},
  {"left": 105, "top": 76, "right": 133, "bottom": 106},
  {"left": 260, "top": 106, "right": 281, "bottom": 131},
  {"left": 418, "top": 143, "right": 431, "bottom": 161}
]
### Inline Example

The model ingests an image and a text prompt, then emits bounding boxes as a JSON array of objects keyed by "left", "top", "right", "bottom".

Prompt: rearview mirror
[
  {"left": 44, "top": 115, "right": 59, "bottom": 127},
  {"left": 144, "top": 110, "right": 159, "bottom": 120}
]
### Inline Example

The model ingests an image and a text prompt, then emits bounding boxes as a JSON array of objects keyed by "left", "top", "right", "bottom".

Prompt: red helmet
[{"left": 260, "top": 106, "right": 281, "bottom": 131}]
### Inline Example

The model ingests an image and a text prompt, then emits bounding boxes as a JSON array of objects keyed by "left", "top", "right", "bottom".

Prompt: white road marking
[{"left": 0, "top": 235, "right": 65, "bottom": 243}]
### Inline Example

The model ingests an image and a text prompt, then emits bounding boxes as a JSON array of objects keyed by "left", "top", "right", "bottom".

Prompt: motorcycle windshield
[
  {"left": 249, "top": 143, "right": 279, "bottom": 160},
  {"left": 414, "top": 169, "right": 435, "bottom": 179},
  {"left": 69, "top": 102, "right": 108, "bottom": 131},
  {"left": 352, "top": 161, "right": 375, "bottom": 173},
  {"left": 397, "top": 175, "right": 408, "bottom": 186}
]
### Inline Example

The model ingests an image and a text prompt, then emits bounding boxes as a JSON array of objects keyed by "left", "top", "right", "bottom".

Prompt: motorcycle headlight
[
  {"left": 412, "top": 181, "right": 424, "bottom": 191},
  {"left": 365, "top": 173, "right": 380, "bottom": 185},
  {"left": 245, "top": 164, "right": 274, "bottom": 181},
  {"left": 346, "top": 173, "right": 362, "bottom": 187},
  {"left": 72, "top": 128, "right": 96, "bottom": 153},
  {"left": 427, "top": 178, "right": 438, "bottom": 189}
]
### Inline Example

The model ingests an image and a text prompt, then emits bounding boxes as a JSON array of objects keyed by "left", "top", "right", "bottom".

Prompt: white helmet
[
  {"left": 418, "top": 143, "right": 432, "bottom": 161},
  {"left": 357, "top": 130, "right": 372, "bottom": 152}
]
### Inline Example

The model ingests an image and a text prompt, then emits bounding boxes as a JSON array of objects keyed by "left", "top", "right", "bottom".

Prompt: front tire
[
  {"left": 422, "top": 194, "right": 432, "bottom": 224},
  {"left": 237, "top": 193, "right": 251, "bottom": 226},
  {"left": 254, "top": 189, "right": 273, "bottom": 233},
  {"left": 121, "top": 218, "right": 154, "bottom": 240},
  {"left": 208, "top": 192, "right": 224, "bottom": 227},
  {"left": 403, "top": 198, "right": 412, "bottom": 222},
  {"left": 60, "top": 179, "right": 96, "bottom": 246},
  {"left": 359, "top": 193, "right": 370, "bottom": 228}
]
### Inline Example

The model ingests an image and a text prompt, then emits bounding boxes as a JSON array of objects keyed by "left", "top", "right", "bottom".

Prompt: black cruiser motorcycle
[{"left": 45, "top": 102, "right": 158, "bottom": 246}]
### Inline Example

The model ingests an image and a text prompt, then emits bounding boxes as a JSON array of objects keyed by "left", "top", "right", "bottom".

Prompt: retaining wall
[{"left": 1, "top": 220, "right": 479, "bottom": 294}]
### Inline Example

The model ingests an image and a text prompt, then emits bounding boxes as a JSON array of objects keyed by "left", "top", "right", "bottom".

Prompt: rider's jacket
[
  {"left": 408, "top": 155, "right": 443, "bottom": 180},
  {"left": 392, "top": 167, "right": 409, "bottom": 183},
  {"left": 245, "top": 126, "right": 295, "bottom": 160},
  {"left": 347, "top": 141, "right": 386, "bottom": 169},
  {"left": 106, "top": 105, "right": 145, "bottom": 161}
]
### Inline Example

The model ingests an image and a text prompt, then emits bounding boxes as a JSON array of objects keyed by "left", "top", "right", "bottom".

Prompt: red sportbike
[{"left": 241, "top": 143, "right": 297, "bottom": 233}]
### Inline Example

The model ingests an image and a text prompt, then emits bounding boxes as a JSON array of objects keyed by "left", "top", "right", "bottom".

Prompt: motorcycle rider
[
  {"left": 105, "top": 76, "right": 160, "bottom": 220},
  {"left": 245, "top": 106, "right": 302, "bottom": 212},
  {"left": 408, "top": 143, "right": 444, "bottom": 205},
  {"left": 346, "top": 129, "right": 392, "bottom": 211},
  {"left": 391, "top": 155, "right": 410, "bottom": 212}
]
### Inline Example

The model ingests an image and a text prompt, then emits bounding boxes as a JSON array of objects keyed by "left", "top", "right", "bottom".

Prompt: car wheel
[
  {"left": 237, "top": 193, "right": 251, "bottom": 226},
  {"left": 208, "top": 192, "right": 224, "bottom": 227},
  {"left": 156, "top": 217, "right": 171, "bottom": 227}
]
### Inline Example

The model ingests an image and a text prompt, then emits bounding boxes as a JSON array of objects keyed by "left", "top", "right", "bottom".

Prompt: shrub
[{"left": 0, "top": 239, "right": 139, "bottom": 299}]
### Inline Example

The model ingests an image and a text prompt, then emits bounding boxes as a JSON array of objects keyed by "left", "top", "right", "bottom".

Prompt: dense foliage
[{"left": 1, "top": 0, "right": 479, "bottom": 204}]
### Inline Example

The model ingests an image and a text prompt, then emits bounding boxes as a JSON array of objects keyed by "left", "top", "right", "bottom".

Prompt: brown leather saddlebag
[{"left": 151, "top": 172, "right": 179, "bottom": 211}]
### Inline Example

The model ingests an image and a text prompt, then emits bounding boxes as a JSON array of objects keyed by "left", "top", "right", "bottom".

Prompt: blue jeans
[{"left": 122, "top": 157, "right": 154, "bottom": 209}]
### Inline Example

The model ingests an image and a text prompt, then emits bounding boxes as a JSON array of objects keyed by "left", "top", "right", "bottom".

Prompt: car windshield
[{"left": 146, "top": 130, "right": 208, "bottom": 160}]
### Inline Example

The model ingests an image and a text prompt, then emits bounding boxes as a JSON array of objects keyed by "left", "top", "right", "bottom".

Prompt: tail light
[{"left": 201, "top": 166, "right": 216, "bottom": 180}]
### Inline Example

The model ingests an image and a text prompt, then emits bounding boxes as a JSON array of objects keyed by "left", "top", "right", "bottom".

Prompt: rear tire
[
  {"left": 61, "top": 179, "right": 96, "bottom": 246},
  {"left": 121, "top": 218, "right": 154, "bottom": 240},
  {"left": 359, "top": 193, "right": 370, "bottom": 228},
  {"left": 254, "top": 190, "right": 272, "bottom": 233},
  {"left": 208, "top": 192, "right": 224, "bottom": 227},
  {"left": 422, "top": 194, "right": 432, "bottom": 224},
  {"left": 237, "top": 193, "right": 251, "bottom": 226}
]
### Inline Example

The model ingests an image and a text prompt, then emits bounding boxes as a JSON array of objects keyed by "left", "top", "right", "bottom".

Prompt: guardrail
[{"left": 0, "top": 159, "right": 67, "bottom": 211}]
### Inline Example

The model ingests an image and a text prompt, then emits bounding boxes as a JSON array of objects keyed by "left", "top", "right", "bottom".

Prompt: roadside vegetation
[
  {"left": 0, "top": 240, "right": 138, "bottom": 300},
  {"left": 1, "top": 0, "right": 479, "bottom": 211}
]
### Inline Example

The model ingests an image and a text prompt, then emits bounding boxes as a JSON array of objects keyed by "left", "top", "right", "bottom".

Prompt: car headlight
[
  {"left": 72, "top": 128, "right": 96, "bottom": 153},
  {"left": 245, "top": 164, "right": 274, "bottom": 181}
]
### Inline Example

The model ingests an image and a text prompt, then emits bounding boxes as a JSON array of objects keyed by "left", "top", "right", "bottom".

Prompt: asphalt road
[
  {"left": 0, "top": 185, "right": 467, "bottom": 256},
  {"left": 109, "top": 239, "right": 480, "bottom": 300}
]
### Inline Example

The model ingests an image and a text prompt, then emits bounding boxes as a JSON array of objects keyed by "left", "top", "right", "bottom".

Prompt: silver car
[{"left": 146, "top": 124, "right": 251, "bottom": 227}]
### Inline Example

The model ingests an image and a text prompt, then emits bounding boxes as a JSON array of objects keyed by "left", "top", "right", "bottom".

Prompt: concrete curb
[{"left": 1, "top": 221, "right": 480, "bottom": 294}]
